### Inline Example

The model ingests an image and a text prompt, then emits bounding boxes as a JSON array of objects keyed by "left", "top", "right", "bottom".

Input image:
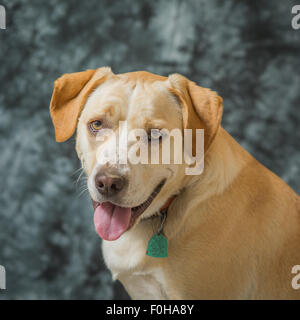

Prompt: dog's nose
[{"left": 95, "top": 173, "right": 126, "bottom": 197}]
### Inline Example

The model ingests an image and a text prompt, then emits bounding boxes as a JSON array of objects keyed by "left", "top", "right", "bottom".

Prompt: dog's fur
[{"left": 50, "top": 67, "right": 300, "bottom": 299}]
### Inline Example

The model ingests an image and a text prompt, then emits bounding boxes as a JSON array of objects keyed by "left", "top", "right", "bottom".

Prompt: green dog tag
[{"left": 146, "top": 233, "right": 168, "bottom": 258}]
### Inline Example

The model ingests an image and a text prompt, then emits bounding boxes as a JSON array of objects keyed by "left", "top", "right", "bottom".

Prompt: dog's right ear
[{"left": 50, "top": 67, "right": 112, "bottom": 142}]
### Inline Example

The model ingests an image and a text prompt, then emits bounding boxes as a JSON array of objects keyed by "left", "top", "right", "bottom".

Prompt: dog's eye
[
  {"left": 148, "top": 129, "right": 162, "bottom": 142},
  {"left": 89, "top": 120, "right": 103, "bottom": 133}
]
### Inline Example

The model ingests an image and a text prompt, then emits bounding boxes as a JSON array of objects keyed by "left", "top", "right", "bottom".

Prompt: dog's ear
[
  {"left": 168, "top": 73, "right": 223, "bottom": 152},
  {"left": 50, "top": 67, "right": 113, "bottom": 142}
]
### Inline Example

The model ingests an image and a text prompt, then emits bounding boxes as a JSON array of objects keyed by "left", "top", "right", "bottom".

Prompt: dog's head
[{"left": 50, "top": 67, "right": 223, "bottom": 241}]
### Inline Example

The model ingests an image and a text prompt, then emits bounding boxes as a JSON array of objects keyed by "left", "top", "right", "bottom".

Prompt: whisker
[
  {"left": 77, "top": 187, "right": 89, "bottom": 198},
  {"left": 78, "top": 184, "right": 88, "bottom": 190},
  {"left": 76, "top": 169, "right": 85, "bottom": 186},
  {"left": 71, "top": 167, "right": 84, "bottom": 176}
]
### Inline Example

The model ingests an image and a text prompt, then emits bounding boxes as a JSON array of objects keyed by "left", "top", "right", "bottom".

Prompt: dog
[{"left": 50, "top": 67, "right": 300, "bottom": 299}]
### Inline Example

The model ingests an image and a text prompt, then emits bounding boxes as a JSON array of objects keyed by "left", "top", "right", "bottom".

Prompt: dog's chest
[
  {"left": 102, "top": 230, "right": 169, "bottom": 299},
  {"left": 118, "top": 269, "right": 168, "bottom": 300}
]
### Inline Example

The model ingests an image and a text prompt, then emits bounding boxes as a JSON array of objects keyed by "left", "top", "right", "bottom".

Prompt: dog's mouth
[{"left": 92, "top": 179, "right": 166, "bottom": 241}]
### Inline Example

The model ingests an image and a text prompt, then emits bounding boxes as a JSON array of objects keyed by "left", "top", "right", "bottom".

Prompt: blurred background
[{"left": 0, "top": 0, "right": 299, "bottom": 299}]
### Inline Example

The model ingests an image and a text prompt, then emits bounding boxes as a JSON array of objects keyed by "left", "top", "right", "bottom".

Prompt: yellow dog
[{"left": 50, "top": 67, "right": 300, "bottom": 299}]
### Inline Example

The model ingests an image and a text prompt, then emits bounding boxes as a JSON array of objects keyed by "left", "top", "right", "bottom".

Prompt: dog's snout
[{"left": 95, "top": 173, "right": 126, "bottom": 197}]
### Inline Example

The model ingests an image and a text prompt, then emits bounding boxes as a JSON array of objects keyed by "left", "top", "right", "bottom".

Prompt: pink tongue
[{"left": 94, "top": 202, "right": 131, "bottom": 241}]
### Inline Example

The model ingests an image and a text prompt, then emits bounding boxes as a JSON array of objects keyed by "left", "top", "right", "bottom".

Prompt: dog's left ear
[
  {"left": 50, "top": 67, "right": 113, "bottom": 142},
  {"left": 168, "top": 74, "right": 223, "bottom": 152}
]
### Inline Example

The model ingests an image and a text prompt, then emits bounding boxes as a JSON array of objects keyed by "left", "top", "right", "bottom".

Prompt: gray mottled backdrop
[{"left": 0, "top": 0, "right": 299, "bottom": 299}]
